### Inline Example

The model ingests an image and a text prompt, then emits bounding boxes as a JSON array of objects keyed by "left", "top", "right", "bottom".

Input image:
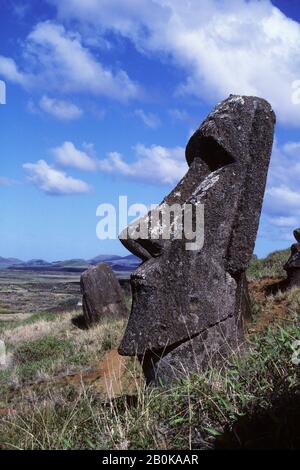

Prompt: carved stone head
[{"left": 119, "top": 95, "right": 275, "bottom": 383}]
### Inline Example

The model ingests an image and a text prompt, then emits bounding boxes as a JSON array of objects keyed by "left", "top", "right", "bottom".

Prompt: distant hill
[
  {"left": 109, "top": 254, "right": 142, "bottom": 272},
  {"left": 4, "top": 254, "right": 141, "bottom": 273},
  {"left": 0, "top": 256, "right": 23, "bottom": 269},
  {"left": 89, "top": 255, "right": 123, "bottom": 265},
  {"left": 52, "top": 259, "right": 90, "bottom": 269},
  {"left": 24, "top": 259, "right": 52, "bottom": 267}
]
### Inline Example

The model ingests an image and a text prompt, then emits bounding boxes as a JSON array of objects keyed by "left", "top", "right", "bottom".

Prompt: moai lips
[{"left": 118, "top": 95, "right": 275, "bottom": 383}]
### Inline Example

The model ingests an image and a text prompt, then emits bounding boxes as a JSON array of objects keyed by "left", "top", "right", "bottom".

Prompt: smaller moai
[
  {"left": 284, "top": 228, "right": 300, "bottom": 287},
  {"left": 80, "top": 263, "right": 128, "bottom": 326}
]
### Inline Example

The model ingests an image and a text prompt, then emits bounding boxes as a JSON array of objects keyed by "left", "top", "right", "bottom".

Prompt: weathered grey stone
[
  {"left": 118, "top": 95, "right": 275, "bottom": 383},
  {"left": 80, "top": 263, "right": 127, "bottom": 326},
  {"left": 284, "top": 229, "right": 300, "bottom": 287}
]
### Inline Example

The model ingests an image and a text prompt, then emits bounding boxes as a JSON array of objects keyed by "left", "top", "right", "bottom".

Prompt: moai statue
[
  {"left": 284, "top": 228, "right": 300, "bottom": 288},
  {"left": 80, "top": 263, "right": 127, "bottom": 326},
  {"left": 118, "top": 95, "right": 275, "bottom": 383}
]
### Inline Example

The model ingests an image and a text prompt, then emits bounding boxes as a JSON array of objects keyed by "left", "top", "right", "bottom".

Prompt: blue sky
[{"left": 1, "top": 0, "right": 300, "bottom": 261}]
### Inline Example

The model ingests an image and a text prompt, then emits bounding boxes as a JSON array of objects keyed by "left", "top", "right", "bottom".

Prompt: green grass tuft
[
  {"left": 14, "top": 336, "right": 73, "bottom": 364},
  {"left": 13, "top": 336, "right": 74, "bottom": 382}
]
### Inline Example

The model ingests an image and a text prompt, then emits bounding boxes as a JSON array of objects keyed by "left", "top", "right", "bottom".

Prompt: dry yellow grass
[{"left": 0, "top": 310, "right": 132, "bottom": 402}]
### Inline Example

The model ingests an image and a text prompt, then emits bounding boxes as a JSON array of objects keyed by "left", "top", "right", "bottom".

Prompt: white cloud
[
  {"left": 51, "top": 0, "right": 164, "bottom": 39},
  {"left": 99, "top": 144, "right": 187, "bottom": 185},
  {"left": 134, "top": 109, "right": 160, "bottom": 128},
  {"left": 257, "top": 140, "right": 300, "bottom": 243},
  {"left": 27, "top": 99, "right": 40, "bottom": 115},
  {"left": 23, "top": 160, "right": 91, "bottom": 195},
  {"left": 169, "top": 108, "right": 190, "bottom": 122},
  {"left": 268, "top": 216, "right": 298, "bottom": 227},
  {"left": 50, "top": 0, "right": 300, "bottom": 126},
  {"left": 0, "top": 56, "right": 28, "bottom": 86},
  {"left": 265, "top": 186, "right": 300, "bottom": 213},
  {"left": 39, "top": 96, "right": 83, "bottom": 120},
  {"left": 0, "top": 177, "right": 18, "bottom": 186},
  {"left": 42, "top": 139, "right": 187, "bottom": 186},
  {"left": 265, "top": 140, "right": 300, "bottom": 212},
  {"left": 1, "top": 20, "right": 140, "bottom": 101},
  {"left": 282, "top": 141, "right": 300, "bottom": 156},
  {"left": 51, "top": 141, "right": 97, "bottom": 171}
]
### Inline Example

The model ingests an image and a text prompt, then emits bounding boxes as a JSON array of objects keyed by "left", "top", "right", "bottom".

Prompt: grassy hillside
[
  {"left": 1, "top": 248, "right": 300, "bottom": 449},
  {"left": 247, "top": 248, "right": 290, "bottom": 280}
]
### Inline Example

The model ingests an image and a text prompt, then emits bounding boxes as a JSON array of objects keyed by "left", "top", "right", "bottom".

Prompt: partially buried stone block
[
  {"left": 118, "top": 95, "right": 275, "bottom": 384},
  {"left": 80, "top": 263, "right": 127, "bottom": 326}
]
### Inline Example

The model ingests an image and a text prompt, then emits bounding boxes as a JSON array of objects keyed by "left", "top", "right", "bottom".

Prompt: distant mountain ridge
[
  {"left": 0, "top": 256, "right": 23, "bottom": 268},
  {"left": 0, "top": 254, "right": 140, "bottom": 273},
  {"left": 88, "top": 255, "right": 123, "bottom": 264}
]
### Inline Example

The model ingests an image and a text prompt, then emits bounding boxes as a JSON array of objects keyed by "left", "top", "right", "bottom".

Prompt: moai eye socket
[{"left": 186, "top": 134, "right": 235, "bottom": 170}]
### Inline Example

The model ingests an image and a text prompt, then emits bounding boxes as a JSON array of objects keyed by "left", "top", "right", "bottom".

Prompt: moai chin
[{"left": 118, "top": 95, "right": 275, "bottom": 384}]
